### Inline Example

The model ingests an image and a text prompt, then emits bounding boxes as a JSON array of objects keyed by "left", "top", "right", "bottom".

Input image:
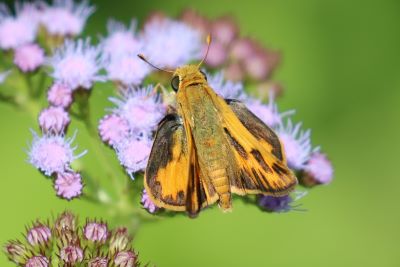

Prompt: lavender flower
[
  {"left": 102, "top": 19, "right": 141, "bottom": 58},
  {"left": 207, "top": 71, "right": 246, "bottom": 100},
  {"left": 54, "top": 171, "right": 83, "bottom": 200},
  {"left": 47, "top": 82, "right": 73, "bottom": 108},
  {"left": 115, "top": 136, "right": 152, "bottom": 178},
  {"left": 110, "top": 86, "right": 166, "bottom": 134},
  {"left": 141, "top": 18, "right": 202, "bottom": 68},
  {"left": 13, "top": 43, "right": 45, "bottom": 72},
  {"left": 47, "top": 38, "right": 105, "bottom": 90},
  {"left": 25, "top": 255, "right": 49, "bottom": 267},
  {"left": 277, "top": 119, "right": 312, "bottom": 170},
  {"left": 0, "top": 3, "right": 37, "bottom": 50},
  {"left": 211, "top": 16, "right": 238, "bottom": 45},
  {"left": 105, "top": 53, "right": 151, "bottom": 86},
  {"left": 38, "top": 106, "right": 70, "bottom": 134},
  {"left": 4, "top": 212, "right": 142, "bottom": 267},
  {"left": 230, "top": 38, "right": 256, "bottom": 61},
  {"left": 40, "top": 0, "right": 95, "bottom": 37},
  {"left": 258, "top": 191, "right": 306, "bottom": 213},
  {"left": 303, "top": 152, "right": 333, "bottom": 185},
  {"left": 26, "top": 223, "right": 52, "bottom": 246},
  {"left": 141, "top": 189, "right": 158, "bottom": 213},
  {"left": 83, "top": 220, "right": 109, "bottom": 243},
  {"left": 246, "top": 92, "right": 294, "bottom": 128},
  {"left": 204, "top": 40, "right": 227, "bottom": 67},
  {"left": 28, "top": 131, "right": 86, "bottom": 176},
  {"left": 98, "top": 114, "right": 130, "bottom": 147}
]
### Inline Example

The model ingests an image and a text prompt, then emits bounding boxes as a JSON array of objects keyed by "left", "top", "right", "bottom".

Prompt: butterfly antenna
[
  {"left": 137, "top": 54, "right": 174, "bottom": 73},
  {"left": 198, "top": 34, "right": 211, "bottom": 68}
]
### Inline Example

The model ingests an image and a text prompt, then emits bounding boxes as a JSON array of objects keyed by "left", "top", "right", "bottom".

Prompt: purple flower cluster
[
  {"left": 11, "top": 1, "right": 101, "bottom": 201},
  {"left": 180, "top": 9, "right": 281, "bottom": 84},
  {"left": 0, "top": 0, "right": 333, "bottom": 215},
  {"left": 99, "top": 86, "right": 165, "bottom": 180},
  {"left": 4, "top": 211, "right": 140, "bottom": 267},
  {"left": 0, "top": 1, "right": 95, "bottom": 73}
]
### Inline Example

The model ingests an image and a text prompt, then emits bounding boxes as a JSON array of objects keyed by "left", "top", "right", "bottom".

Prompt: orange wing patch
[
  {"left": 205, "top": 90, "right": 297, "bottom": 196},
  {"left": 144, "top": 114, "right": 218, "bottom": 216}
]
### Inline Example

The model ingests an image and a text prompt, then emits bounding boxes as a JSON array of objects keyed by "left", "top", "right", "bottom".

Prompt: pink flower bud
[
  {"left": 60, "top": 245, "right": 83, "bottom": 264},
  {"left": 26, "top": 223, "right": 52, "bottom": 246},
  {"left": 25, "top": 255, "right": 49, "bottom": 267},
  {"left": 83, "top": 221, "right": 108, "bottom": 243},
  {"left": 88, "top": 257, "right": 109, "bottom": 267},
  {"left": 114, "top": 251, "right": 136, "bottom": 267},
  {"left": 47, "top": 83, "right": 73, "bottom": 108},
  {"left": 211, "top": 16, "right": 238, "bottom": 45},
  {"left": 204, "top": 41, "right": 227, "bottom": 67},
  {"left": 14, "top": 43, "right": 45, "bottom": 72},
  {"left": 54, "top": 171, "right": 83, "bottom": 200},
  {"left": 38, "top": 106, "right": 70, "bottom": 134},
  {"left": 109, "top": 227, "right": 131, "bottom": 253}
]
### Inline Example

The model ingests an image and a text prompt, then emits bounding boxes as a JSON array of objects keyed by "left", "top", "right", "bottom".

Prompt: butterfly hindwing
[
  {"left": 221, "top": 98, "right": 297, "bottom": 196},
  {"left": 144, "top": 113, "right": 217, "bottom": 216}
]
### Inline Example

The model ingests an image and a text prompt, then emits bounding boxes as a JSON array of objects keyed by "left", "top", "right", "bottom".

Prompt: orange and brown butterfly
[{"left": 139, "top": 36, "right": 297, "bottom": 217}]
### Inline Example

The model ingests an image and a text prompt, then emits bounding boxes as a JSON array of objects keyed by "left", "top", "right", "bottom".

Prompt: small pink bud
[
  {"left": 211, "top": 16, "right": 238, "bottom": 45},
  {"left": 243, "top": 51, "right": 271, "bottom": 81},
  {"left": 54, "top": 171, "right": 83, "bottom": 200},
  {"left": 204, "top": 41, "right": 227, "bottom": 67},
  {"left": 88, "top": 257, "right": 109, "bottom": 267},
  {"left": 38, "top": 106, "right": 70, "bottom": 134},
  {"left": 230, "top": 38, "right": 257, "bottom": 61},
  {"left": 180, "top": 9, "right": 210, "bottom": 36},
  {"left": 14, "top": 43, "right": 45, "bottom": 72},
  {"left": 54, "top": 211, "right": 76, "bottom": 232},
  {"left": 83, "top": 221, "right": 108, "bottom": 243},
  {"left": 47, "top": 83, "right": 73, "bottom": 108},
  {"left": 109, "top": 227, "right": 131, "bottom": 253},
  {"left": 26, "top": 223, "right": 52, "bottom": 246},
  {"left": 4, "top": 241, "right": 27, "bottom": 264},
  {"left": 114, "top": 251, "right": 137, "bottom": 267},
  {"left": 60, "top": 245, "right": 83, "bottom": 264},
  {"left": 25, "top": 255, "right": 49, "bottom": 267},
  {"left": 223, "top": 62, "right": 244, "bottom": 82}
]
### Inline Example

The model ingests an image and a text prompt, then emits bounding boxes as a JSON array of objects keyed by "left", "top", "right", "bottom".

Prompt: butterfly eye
[
  {"left": 171, "top": 76, "right": 180, "bottom": 92},
  {"left": 200, "top": 70, "right": 207, "bottom": 81}
]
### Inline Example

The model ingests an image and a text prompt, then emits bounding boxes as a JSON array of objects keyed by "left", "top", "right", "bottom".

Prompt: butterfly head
[{"left": 138, "top": 35, "right": 211, "bottom": 92}]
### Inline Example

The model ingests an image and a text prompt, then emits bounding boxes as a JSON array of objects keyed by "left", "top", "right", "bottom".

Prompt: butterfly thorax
[
  {"left": 176, "top": 78, "right": 236, "bottom": 210},
  {"left": 174, "top": 65, "right": 207, "bottom": 89}
]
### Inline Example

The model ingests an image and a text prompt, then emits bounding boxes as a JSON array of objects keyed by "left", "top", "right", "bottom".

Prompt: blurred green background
[{"left": 1, "top": 0, "right": 400, "bottom": 266}]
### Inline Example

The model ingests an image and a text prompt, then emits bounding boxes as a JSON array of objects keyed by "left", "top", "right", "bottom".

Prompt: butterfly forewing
[{"left": 144, "top": 113, "right": 218, "bottom": 216}]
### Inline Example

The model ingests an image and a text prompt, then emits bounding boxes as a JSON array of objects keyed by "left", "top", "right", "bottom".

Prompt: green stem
[
  {"left": 24, "top": 74, "right": 35, "bottom": 97},
  {"left": 34, "top": 71, "right": 47, "bottom": 98}
]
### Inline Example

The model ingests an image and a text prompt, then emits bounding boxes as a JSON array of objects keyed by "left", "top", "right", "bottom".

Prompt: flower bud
[
  {"left": 26, "top": 223, "right": 52, "bottom": 246},
  {"left": 4, "top": 241, "right": 28, "bottom": 264},
  {"left": 109, "top": 227, "right": 131, "bottom": 253},
  {"left": 60, "top": 245, "right": 83, "bottom": 264},
  {"left": 83, "top": 221, "right": 108, "bottom": 243},
  {"left": 114, "top": 251, "right": 137, "bottom": 267},
  {"left": 54, "top": 211, "right": 76, "bottom": 232},
  {"left": 25, "top": 255, "right": 49, "bottom": 267},
  {"left": 88, "top": 257, "right": 109, "bottom": 267},
  {"left": 301, "top": 152, "right": 333, "bottom": 187}
]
